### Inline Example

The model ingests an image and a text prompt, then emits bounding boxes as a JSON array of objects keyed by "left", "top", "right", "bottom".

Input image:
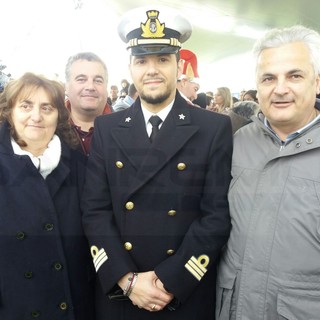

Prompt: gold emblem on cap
[{"left": 141, "top": 10, "right": 165, "bottom": 38}]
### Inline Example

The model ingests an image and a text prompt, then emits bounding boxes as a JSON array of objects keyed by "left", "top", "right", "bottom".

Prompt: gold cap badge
[{"left": 141, "top": 10, "right": 165, "bottom": 38}]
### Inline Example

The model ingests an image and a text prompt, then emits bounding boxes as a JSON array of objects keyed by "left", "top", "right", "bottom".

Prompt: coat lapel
[
  {"left": 45, "top": 143, "right": 71, "bottom": 197},
  {"left": 111, "top": 94, "right": 199, "bottom": 196},
  {"left": 111, "top": 103, "right": 151, "bottom": 170}
]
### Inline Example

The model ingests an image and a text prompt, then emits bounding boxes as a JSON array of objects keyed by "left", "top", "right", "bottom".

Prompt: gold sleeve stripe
[
  {"left": 185, "top": 263, "right": 202, "bottom": 281},
  {"left": 184, "top": 255, "right": 209, "bottom": 281},
  {"left": 91, "top": 247, "right": 108, "bottom": 272}
]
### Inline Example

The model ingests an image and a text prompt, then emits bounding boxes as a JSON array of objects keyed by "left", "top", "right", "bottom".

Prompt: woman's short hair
[{"left": 0, "top": 72, "right": 78, "bottom": 148}]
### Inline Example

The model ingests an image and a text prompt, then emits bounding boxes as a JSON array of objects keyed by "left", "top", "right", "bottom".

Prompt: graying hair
[
  {"left": 65, "top": 52, "right": 108, "bottom": 82},
  {"left": 252, "top": 25, "right": 320, "bottom": 75}
]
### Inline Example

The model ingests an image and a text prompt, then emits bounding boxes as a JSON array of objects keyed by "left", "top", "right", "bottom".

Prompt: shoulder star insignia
[
  {"left": 179, "top": 114, "right": 186, "bottom": 120},
  {"left": 125, "top": 117, "right": 131, "bottom": 122}
]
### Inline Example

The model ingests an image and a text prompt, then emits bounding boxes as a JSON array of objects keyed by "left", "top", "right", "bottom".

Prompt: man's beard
[{"left": 140, "top": 90, "right": 171, "bottom": 105}]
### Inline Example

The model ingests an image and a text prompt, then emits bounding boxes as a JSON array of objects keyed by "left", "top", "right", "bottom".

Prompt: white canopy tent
[{"left": 1, "top": 0, "right": 319, "bottom": 93}]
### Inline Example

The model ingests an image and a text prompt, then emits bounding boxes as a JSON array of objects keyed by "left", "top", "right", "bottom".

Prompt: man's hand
[{"left": 118, "top": 271, "right": 174, "bottom": 312}]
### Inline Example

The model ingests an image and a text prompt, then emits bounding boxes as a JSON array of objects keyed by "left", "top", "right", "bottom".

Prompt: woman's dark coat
[{"left": 0, "top": 121, "right": 95, "bottom": 320}]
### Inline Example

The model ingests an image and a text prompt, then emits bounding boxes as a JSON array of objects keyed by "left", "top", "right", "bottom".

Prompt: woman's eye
[
  {"left": 42, "top": 105, "right": 54, "bottom": 112},
  {"left": 20, "top": 103, "right": 32, "bottom": 110}
]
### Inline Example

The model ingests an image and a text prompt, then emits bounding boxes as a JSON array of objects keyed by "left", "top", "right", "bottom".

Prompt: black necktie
[{"left": 149, "top": 115, "right": 162, "bottom": 143}]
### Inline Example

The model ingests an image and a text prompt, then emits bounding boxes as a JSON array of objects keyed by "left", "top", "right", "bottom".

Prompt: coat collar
[
  {"left": 0, "top": 120, "right": 73, "bottom": 198},
  {"left": 111, "top": 91, "right": 199, "bottom": 196},
  {"left": 0, "top": 120, "right": 14, "bottom": 154}
]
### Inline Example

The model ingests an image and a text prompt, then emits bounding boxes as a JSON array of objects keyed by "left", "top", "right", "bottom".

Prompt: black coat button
[
  {"left": 31, "top": 310, "right": 40, "bottom": 318},
  {"left": 44, "top": 223, "right": 54, "bottom": 231},
  {"left": 59, "top": 302, "right": 68, "bottom": 310},
  {"left": 24, "top": 271, "right": 33, "bottom": 279},
  {"left": 16, "top": 231, "right": 26, "bottom": 240},
  {"left": 53, "top": 262, "right": 63, "bottom": 271}
]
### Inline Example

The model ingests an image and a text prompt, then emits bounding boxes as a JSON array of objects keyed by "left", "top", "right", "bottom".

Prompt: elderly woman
[{"left": 0, "top": 73, "right": 95, "bottom": 319}]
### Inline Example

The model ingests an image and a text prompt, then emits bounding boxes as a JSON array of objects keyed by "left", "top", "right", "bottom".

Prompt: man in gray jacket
[{"left": 216, "top": 25, "right": 320, "bottom": 320}]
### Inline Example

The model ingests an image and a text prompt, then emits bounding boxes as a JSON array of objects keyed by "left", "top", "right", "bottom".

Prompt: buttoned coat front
[
  {"left": 0, "top": 121, "right": 95, "bottom": 320},
  {"left": 82, "top": 92, "right": 233, "bottom": 320}
]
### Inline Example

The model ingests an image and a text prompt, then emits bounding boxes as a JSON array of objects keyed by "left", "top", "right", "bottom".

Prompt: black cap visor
[{"left": 129, "top": 45, "right": 180, "bottom": 56}]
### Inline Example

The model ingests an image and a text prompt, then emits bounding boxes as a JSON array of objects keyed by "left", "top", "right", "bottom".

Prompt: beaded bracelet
[{"left": 123, "top": 272, "right": 138, "bottom": 297}]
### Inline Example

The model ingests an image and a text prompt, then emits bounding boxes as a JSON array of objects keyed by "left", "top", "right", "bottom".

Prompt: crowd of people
[{"left": 0, "top": 4, "right": 319, "bottom": 320}]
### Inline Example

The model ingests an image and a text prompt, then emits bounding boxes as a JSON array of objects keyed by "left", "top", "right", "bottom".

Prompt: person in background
[
  {"left": 0, "top": 72, "right": 95, "bottom": 319},
  {"left": 65, "top": 52, "right": 112, "bottom": 156},
  {"left": 176, "top": 49, "right": 200, "bottom": 104},
  {"left": 192, "top": 92, "right": 207, "bottom": 108},
  {"left": 113, "top": 83, "right": 138, "bottom": 112},
  {"left": 216, "top": 25, "right": 320, "bottom": 320},
  {"left": 227, "top": 100, "right": 260, "bottom": 134},
  {"left": 232, "top": 96, "right": 239, "bottom": 104},
  {"left": 109, "top": 84, "right": 119, "bottom": 106},
  {"left": 242, "top": 89, "right": 258, "bottom": 103},
  {"left": 82, "top": 5, "right": 233, "bottom": 320},
  {"left": 239, "top": 89, "right": 246, "bottom": 101},
  {"left": 213, "top": 87, "right": 233, "bottom": 114},
  {"left": 206, "top": 91, "right": 214, "bottom": 100},
  {"left": 119, "top": 79, "right": 130, "bottom": 98},
  {"left": 205, "top": 91, "right": 217, "bottom": 111}
]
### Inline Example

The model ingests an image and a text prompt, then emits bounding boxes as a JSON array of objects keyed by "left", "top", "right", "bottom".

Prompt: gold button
[
  {"left": 116, "top": 161, "right": 124, "bottom": 168},
  {"left": 168, "top": 210, "right": 177, "bottom": 216},
  {"left": 177, "top": 163, "right": 186, "bottom": 170},
  {"left": 124, "top": 242, "right": 133, "bottom": 251},
  {"left": 125, "top": 202, "right": 134, "bottom": 210},
  {"left": 167, "top": 249, "right": 175, "bottom": 255}
]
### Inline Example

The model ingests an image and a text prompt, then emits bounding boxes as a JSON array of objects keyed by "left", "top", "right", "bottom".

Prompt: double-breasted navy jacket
[
  {"left": 82, "top": 91, "right": 233, "bottom": 320},
  {"left": 0, "top": 121, "right": 95, "bottom": 320}
]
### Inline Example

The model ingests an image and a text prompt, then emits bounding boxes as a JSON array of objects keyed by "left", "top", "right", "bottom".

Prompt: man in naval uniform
[{"left": 82, "top": 5, "right": 233, "bottom": 320}]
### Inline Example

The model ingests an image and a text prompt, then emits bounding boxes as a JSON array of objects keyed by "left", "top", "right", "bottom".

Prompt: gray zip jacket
[{"left": 216, "top": 107, "right": 320, "bottom": 320}]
